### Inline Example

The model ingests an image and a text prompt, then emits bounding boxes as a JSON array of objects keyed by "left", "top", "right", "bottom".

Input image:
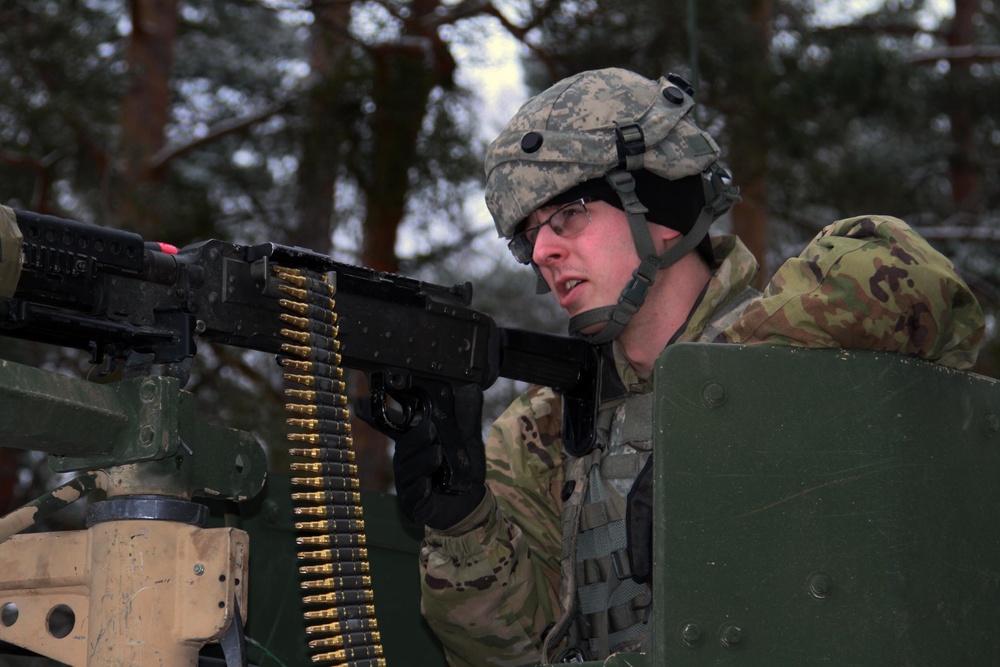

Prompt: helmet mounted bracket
[{"left": 615, "top": 122, "right": 646, "bottom": 171}]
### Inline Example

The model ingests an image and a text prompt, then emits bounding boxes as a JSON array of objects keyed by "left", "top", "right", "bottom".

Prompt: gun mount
[{"left": 0, "top": 357, "right": 261, "bottom": 665}]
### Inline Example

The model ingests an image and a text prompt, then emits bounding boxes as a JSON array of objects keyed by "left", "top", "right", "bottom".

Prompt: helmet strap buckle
[
  {"left": 620, "top": 275, "right": 650, "bottom": 310},
  {"left": 620, "top": 258, "right": 659, "bottom": 309}
]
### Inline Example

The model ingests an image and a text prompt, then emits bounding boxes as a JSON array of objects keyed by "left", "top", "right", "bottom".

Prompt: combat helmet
[{"left": 484, "top": 68, "right": 739, "bottom": 343}]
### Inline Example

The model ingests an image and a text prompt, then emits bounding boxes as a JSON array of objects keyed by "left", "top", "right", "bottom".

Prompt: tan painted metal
[
  {"left": 0, "top": 204, "right": 23, "bottom": 298},
  {"left": 0, "top": 472, "right": 109, "bottom": 544},
  {"left": 0, "top": 520, "right": 248, "bottom": 666}
]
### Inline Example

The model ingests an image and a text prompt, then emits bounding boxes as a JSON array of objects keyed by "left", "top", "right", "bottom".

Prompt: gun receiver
[{"left": 0, "top": 205, "right": 599, "bottom": 489}]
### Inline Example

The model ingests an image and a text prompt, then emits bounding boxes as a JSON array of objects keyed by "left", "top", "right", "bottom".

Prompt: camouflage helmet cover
[{"left": 485, "top": 68, "right": 723, "bottom": 238}]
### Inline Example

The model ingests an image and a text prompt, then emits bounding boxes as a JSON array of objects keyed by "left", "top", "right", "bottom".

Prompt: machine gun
[
  {"left": 0, "top": 205, "right": 600, "bottom": 487},
  {"left": 0, "top": 205, "right": 600, "bottom": 666}
]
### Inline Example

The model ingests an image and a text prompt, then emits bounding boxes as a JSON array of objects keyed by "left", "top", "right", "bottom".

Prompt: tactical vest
[
  {"left": 542, "top": 287, "right": 758, "bottom": 662},
  {"left": 572, "top": 391, "right": 654, "bottom": 658}
]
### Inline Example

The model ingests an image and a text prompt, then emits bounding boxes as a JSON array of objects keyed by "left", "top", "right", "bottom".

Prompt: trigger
[{"left": 369, "top": 372, "right": 409, "bottom": 434}]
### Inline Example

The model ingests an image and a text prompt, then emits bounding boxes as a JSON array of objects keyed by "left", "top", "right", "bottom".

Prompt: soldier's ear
[{"left": 649, "top": 222, "right": 682, "bottom": 246}]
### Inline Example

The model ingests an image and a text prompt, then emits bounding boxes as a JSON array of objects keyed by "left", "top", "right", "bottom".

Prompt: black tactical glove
[
  {"left": 626, "top": 454, "right": 654, "bottom": 584},
  {"left": 357, "top": 383, "right": 486, "bottom": 530}
]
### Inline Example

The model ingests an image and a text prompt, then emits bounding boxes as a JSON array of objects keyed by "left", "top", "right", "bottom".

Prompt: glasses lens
[
  {"left": 508, "top": 235, "right": 532, "bottom": 264},
  {"left": 550, "top": 200, "right": 591, "bottom": 236},
  {"left": 508, "top": 198, "right": 592, "bottom": 264}
]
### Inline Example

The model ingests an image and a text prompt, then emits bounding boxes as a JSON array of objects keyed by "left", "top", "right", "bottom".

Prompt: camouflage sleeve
[
  {"left": 418, "top": 385, "right": 566, "bottom": 667},
  {"left": 720, "top": 215, "right": 985, "bottom": 369}
]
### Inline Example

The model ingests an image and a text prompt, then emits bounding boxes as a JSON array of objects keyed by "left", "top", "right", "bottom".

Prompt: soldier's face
[{"left": 530, "top": 200, "right": 641, "bottom": 327}]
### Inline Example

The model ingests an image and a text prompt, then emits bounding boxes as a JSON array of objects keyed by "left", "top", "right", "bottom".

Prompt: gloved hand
[
  {"left": 626, "top": 454, "right": 654, "bottom": 584},
  {"left": 357, "top": 383, "right": 486, "bottom": 530}
]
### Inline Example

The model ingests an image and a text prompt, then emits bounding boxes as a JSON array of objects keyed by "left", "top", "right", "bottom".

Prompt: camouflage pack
[{"left": 720, "top": 215, "right": 984, "bottom": 369}]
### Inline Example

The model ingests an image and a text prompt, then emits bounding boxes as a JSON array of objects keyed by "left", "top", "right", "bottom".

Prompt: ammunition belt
[{"left": 274, "top": 266, "right": 386, "bottom": 667}]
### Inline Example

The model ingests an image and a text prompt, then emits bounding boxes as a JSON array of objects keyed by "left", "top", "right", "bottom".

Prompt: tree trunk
[
  {"left": 119, "top": 0, "right": 179, "bottom": 236},
  {"left": 729, "top": 167, "right": 769, "bottom": 283},
  {"left": 722, "top": 0, "right": 773, "bottom": 286},
  {"left": 946, "top": 0, "right": 981, "bottom": 212},
  {"left": 290, "top": 0, "right": 351, "bottom": 254},
  {"left": 359, "top": 48, "right": 437, "bottom": 273}
]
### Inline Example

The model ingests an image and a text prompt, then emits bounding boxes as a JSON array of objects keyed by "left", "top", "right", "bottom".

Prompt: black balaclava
[{"left": 539, "top": 170, "right": 714, "bottom": 266}]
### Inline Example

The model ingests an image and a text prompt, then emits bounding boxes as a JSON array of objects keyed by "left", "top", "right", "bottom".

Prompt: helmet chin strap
[{"left": 567, "top": 169, "right": 720, "bottom": 344}]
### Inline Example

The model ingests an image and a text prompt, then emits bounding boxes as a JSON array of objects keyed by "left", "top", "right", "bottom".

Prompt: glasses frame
[{"left": 508, "top": 197, "right": 594, "bottom": 264}]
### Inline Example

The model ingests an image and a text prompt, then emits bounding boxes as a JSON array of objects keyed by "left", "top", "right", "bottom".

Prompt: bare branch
[
  {"left": 0, "top": 147, "right": 64, "bottom": 212},
  {"left": 147, "top": 99, "right": 291, "bottom": 170},
  {"left": 0, "top": 147, "right": 59, "bottom": 170},
  {"left": 398, "top": 224, "right": 493, "bottom": 271},
  {"left": 812, "top": 22, "right": 937, "bottom": 39},
  {"left": 418, "top": 0, "right": 491, "bottom": 28},
  {"left": 912, "top": 224, "right": 1000, "bottom": 243},
  {"left": 475, "top": 2, "right": 561, "bottom": 78},
  {"left": 903, "top": 44, "right": 1000, "bottom": 65}
]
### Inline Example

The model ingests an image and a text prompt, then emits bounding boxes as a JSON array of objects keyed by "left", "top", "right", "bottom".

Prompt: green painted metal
[
  {"left": 538, "top": 653, "right": 646, "bottom": 667},
  {"left": 0, "top": 357, "right": 266, "bottom": 501},
  {"left": 226, "top": 475, "right": 447, "bottom": 667},
  {"left": 650, "top": 344, "right": 1000, "bottom": 665},
  {"left": 0, "top": 358, "right": 132, "bottom": 457},
  {"left": 168, "top": 390, "right": 267, "bottom": 502}
]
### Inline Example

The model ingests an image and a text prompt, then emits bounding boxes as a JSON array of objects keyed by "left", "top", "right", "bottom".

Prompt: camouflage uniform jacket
[
  {"left": 417, "top": 234, "right": 760, "bottom": 667},
  {"left": 418, "top": 216, "right": 984, "bottom": 667}
]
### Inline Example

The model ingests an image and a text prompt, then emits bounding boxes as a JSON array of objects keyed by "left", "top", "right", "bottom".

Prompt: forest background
[{"left": 0, "top": 0, "right": 997, "bottom": 507}]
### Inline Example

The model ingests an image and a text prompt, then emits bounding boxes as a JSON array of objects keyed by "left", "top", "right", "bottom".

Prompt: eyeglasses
[{"left": 507, "top": 197, "right": 594, "bottom": 264}]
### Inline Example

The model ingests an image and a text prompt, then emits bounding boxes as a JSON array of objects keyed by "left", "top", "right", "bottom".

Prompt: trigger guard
[
  {"left": 369, "top": 392, "right": 407, "bottom": 433},
  {"left": 368, "top": 372, "right": 422, "bottom": 434}
]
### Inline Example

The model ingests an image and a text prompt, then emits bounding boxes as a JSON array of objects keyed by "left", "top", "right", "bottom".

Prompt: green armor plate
[{"left": 650, "top": 343, "right": 1000, "bottom": 665}]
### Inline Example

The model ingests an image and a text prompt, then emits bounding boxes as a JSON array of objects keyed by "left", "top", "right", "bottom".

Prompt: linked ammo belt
[{"left": 274, "top": 265, "right": 386, "bottom": 667}]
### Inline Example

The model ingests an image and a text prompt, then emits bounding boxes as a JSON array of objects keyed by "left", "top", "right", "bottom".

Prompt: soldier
[{"left": 375, "top": 68, "right": 984, "bottom": 666}]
